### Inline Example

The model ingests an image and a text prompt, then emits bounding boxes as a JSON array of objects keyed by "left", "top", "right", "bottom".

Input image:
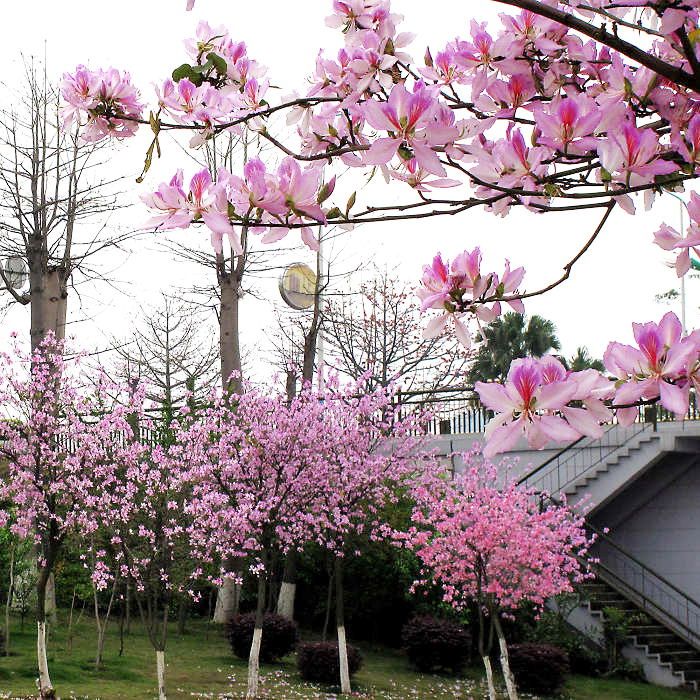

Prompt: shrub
[
  {"left": 296, "top": 641, "right": 363, "bottom": 684},
  {"left": 528, "top": 608, "right": 605, "bottom": 677},
  {"left": 226, "top": 612, "right": 297, "bottom": 662},
  {"left": 508, "top": 643, "right": 570, "bottom": 696},
  {"left": 401, "top": 615, "right": 471, "bottom": 673}
]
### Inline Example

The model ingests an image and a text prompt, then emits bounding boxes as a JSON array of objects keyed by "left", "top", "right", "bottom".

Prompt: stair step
[
  {"left": 660, "top": 651, "right": 700, "bottom": 663},
  {"left": 669, "top": 660, "right": 700, "bottom": 672}
]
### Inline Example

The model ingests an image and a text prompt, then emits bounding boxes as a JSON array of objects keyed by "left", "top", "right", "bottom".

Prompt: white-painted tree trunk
[
  {"left": 276, "top": 582, "right": 296, "bottom": 620},
  {"left": 337, "top": 625, "right": 351, "bottom": 694},
  {"left": 482, "top": 655, "right": 497, "bottom": 700},
  {"left": 213, "top": 579, "right": 237, "bottom": 623},
  {"left": 246, "top": 626, "right": 263, "bottom": 699},
  {"left": 156, "top": 650, "right": 167, "bottom": 700},
  {"left": 37, "top": 621, "right": 53, "bottom": 698},
  {"left": 498, "top": 634, "right": 519, "bottom": 700}
]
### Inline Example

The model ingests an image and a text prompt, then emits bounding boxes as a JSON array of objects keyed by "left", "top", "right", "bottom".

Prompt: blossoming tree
[
  {"left": 408, "top": 453, "right": 593, "bottom": 700},
  {"left": 0, "top": 338, "right": 141, "bottom": 699}
]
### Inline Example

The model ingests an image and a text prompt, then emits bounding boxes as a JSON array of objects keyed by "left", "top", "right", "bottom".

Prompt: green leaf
[
  {"left": 327, "top": 207, "right": 342, "bottom": 220},
  {"left": 207, "top": 52, "right": 228, "bottom": 75},
  {"left": 172, "top": 64, "right": 193, "bottom": 82}
]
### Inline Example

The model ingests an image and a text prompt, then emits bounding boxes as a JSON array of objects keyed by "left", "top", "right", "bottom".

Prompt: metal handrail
[{"left": 518, "top": 421, "right": 653, "bottom": 495}]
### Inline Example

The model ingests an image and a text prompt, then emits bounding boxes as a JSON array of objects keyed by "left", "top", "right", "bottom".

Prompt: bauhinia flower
[
  {"left": 476, "top": 358, "right": 580, "bottom": 457},
  {"left": 653, "top": 192, "right": 700, "bottom": 277},
  {"left": 604, "top": 312, "right": 696, "bottom": 425}
]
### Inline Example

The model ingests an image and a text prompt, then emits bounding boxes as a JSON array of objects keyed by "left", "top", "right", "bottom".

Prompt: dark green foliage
[
  {"left": 467, "top": 313, "right": 561, "bottom": 383},
  {"left": 226, "top": 612, "right": 298, "bottom": 662},
  {"left": 509, "top": 642, "right": 570, "bottom": 696},
  {"left": 294, "top": 498, "right": 435, "bottom": 646},
  {"left": 0, "top": 626, "right": 4, "bottom": 656},
  {"left": 296, "top": 641, "right": 363, "bottom": 683},
  {"left": 401, "top": 615, "right": 471, "bottom": 673},
  {"left": 527, "top": 607, "right": 605, "bottom": 676},
  {"left": 602, "top": 607, "right": 647, "bottom": 678}
]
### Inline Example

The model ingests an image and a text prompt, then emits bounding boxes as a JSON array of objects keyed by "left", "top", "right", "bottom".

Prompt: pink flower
[
  {"left": 653, "top": 192, "right": 700, "bottom": 276},
  {"left": 362, "top": 82, "right": 456, "bottom": 176},
  {"left": 476, "top": 358, "right": 579, "bottom": 457},
  {"left": 61, "top": 66, "right": 143, "bottom": 142},
  {"left": 604, "top": 312, "right": 695, "bottom": 424},
  {"left": 534, "top": 94, "right": 601, "bottom": 155}
]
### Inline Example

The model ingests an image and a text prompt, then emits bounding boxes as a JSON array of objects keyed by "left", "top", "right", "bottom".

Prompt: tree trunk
[
  {"left": 44, "top": 573, "right": 57, "bottom": 626},
  {"left": 37, "top": 621, "right": 54, "bottom": 699},
  {"left": 4, "top": 543, "right": 14, "bottom": 656},
  {"left": 321, "top": 563, "right": 333, "bottom": 642},
  {"left": 276, "top": 551, "right": 297, "bottom": 620},
  {"left": 156, "top": 649, "right": 167, "bottom": 700},
  {"left": 494, "top": 614, "right": 518, "bottom": 700},
  {"left": 334, "top": 557, "right": 351, "bottom": 695},
  {"left": 30, "top": 267, "right": 68, "bottom": 351},
  {"left": 482, "top": 655, "right": 497, "bottom": 700},
  {"left": 213, "top": 275, "right": 244, "bottom": 624},
  {"left": 219, "top": 276, "right": 242, "bottom": 395},
  {"left": 36, "top": 569, "right": 55, "bottom": 699},
  {"left": 478, "top": 605, "right": 496, "bottom": 700},
  {"left": 246, "top": 570, "right": 267, "bottom": 699}
]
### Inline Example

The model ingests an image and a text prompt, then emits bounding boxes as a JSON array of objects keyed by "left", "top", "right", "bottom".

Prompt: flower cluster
[
  {"left": 418, "top": 249, "right": 525, "bottom": 349},
  {"left": 60, "top": 66, "right": 143, "bottom": 142},
  {"left": 141, "top": 157, "right": 331, "bottom": 252}
]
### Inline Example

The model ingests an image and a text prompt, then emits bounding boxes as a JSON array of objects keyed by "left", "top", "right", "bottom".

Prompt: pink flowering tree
[
  {"left": 306, "top": 382, "right": 440, "bottom": 694},
  {"left": 180, "top": 387, "right": 334, "bottom": 699},
  {"left": 0, "top": 336, "right": 141, "bottom": 699},
  {"left": 408, "top": 452, "right": 593, "bottom": 700},
  {"left": 85, "top": 420, "right": 200, "bottom": 700}
]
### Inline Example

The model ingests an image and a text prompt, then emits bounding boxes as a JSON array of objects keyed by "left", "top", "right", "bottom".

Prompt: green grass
[{"left": 0, "top": 613, "right": 695, "bottom": 699}]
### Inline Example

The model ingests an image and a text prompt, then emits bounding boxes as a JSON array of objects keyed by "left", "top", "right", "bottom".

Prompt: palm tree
[
  {"left": 467, "top": 313, "right": 561, "bottom": 383},
  {"left": 566, "top": 346, "right": 605, "bottom": 372}
]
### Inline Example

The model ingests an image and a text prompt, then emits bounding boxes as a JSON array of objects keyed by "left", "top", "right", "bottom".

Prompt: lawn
[{"left": 0, "top": 613, "right": 695, "bottom": 699}]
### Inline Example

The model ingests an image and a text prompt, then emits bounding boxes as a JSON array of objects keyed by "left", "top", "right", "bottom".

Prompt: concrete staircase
[
  {"left": 577, "top": 580, "right": 700, "bottom": 689},
  {"left": 519, "top": 421, "right": 700, "bottom": 689}
]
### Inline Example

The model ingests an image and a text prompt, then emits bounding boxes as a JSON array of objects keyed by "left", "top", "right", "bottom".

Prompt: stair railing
[
  {"left": 517, "top": 421, "right": 653, "bottom": 496},
  {"left": 587, "top": 521, "right": 700, "bottom": 651}
]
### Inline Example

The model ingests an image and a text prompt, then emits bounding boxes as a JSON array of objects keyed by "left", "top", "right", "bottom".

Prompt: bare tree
[
  {"left": 0, "top": 59, "right": 129, "bottom": 350},
  {"left": 323, "top": 268, "right": 471, "bottom": 393},
  {"left": 110, "top": 295, "right": 219, "bottom": 413}
]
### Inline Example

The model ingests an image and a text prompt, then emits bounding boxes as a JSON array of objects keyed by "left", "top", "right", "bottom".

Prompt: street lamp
[
  {"left": 666, "top": 192, "right": 689, "bottom": 335},
  {"left": 2, "top": 256, "right": 28, "bottom": 290}
]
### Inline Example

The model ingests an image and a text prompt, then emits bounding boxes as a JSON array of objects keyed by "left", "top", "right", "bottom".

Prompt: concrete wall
[{"left": 594, "top": 456, "right": 700, "bottom": 602}]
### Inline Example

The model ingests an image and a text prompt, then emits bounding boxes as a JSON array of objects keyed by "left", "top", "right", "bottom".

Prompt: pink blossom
[{"left": 476, "top": 358, "right": 580, "bottom": 457}]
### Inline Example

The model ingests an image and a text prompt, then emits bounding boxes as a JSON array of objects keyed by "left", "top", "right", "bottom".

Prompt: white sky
[{"left": 0, "top": 1, "right": 696, "bottom": 378}]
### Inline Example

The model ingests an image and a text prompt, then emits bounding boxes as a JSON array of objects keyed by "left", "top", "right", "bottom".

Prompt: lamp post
[{"left": 667, "top": 192, "right": 688, "bottom": 335}]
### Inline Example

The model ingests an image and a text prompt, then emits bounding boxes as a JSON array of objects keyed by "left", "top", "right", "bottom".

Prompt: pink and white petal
[
  {"left": 412, "top": 142, "right": 447, "bottom": 177},
  {"left": 423, "top": 314, "right": 449, "bottom": 339},
  {"left": 537, "top": 381, "right": 577, "bottom": 411},
  {"left": 659, "top": 380, "right": 690, "bottom": 417},
  {"left": 616, "top": 405, "right": 639, "bottom": 426},
  {"left": 475, "top": 381, "right": 516, "bottom": 413},
  {"left": 300, "top": 226, "right": 320, "bottom": 251},
  {"left": 562, "top": 406, "right": 604, "bottom": 438},
  {"left": 538, "top": 414, "right": 582, "bottom": 444},
  {"left": 453, "top": 316, "right": 471, "bottom": 350},
  {"left": 483, "top": 419, "right": 523, "bottom": 458},
  {"left": 676, "top": 249, "right": 691, "bottom": 277},
  {"left": 261, "top": 227, "right": 289, "bottom": 244},
  {"left": 364, "top": 137, "right": 400, "bottom": 166}
]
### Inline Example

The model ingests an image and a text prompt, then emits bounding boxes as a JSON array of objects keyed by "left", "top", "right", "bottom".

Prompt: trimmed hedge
[
  {"left": 296, "top": 641, "right": 363, "bottom": 683},
  {"left": 225, "top": 612, "right": 297, "bottom": 662},
  {"left": 401, "top": 615, "right": 471, "bottom": 673},
  {"left": 508, "top": 642, "right": 570, "bottom": 696}
]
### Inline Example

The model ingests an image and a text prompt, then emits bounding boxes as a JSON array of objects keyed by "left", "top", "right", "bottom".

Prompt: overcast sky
[{"left": 0, "top": 1, "right": 695, "bottom": 380}]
